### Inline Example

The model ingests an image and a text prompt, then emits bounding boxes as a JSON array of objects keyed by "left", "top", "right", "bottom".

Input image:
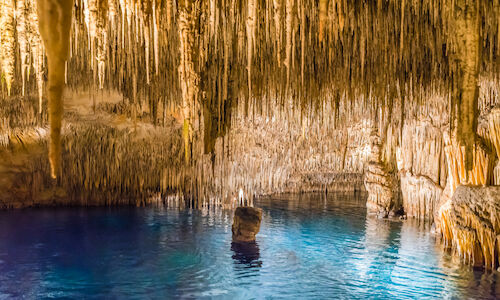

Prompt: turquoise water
[{"left": 0, "top": 193, "right": 498, "bottom": 299}]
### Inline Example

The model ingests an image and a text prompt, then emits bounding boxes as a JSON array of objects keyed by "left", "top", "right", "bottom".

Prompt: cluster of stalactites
[
  {"left": 2, "top": 0, "right": 500, "bottom": 182},
  {"left": 0, "top": 0, "right": 15, "bottom": 96},
  {"left": 0, "top": 0, "right": 44, "bottom": 108},
  {"left": 3, "top": 1, "right": 500, "bottom": 117}
]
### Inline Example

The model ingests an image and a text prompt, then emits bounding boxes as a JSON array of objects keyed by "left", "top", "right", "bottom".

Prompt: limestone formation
[
  {"left": 232, "top": 206, "right": 262, "bottom": 243},
  {"left": 438, "top": 186, "right": 500, "bottom": 269},
  {"left": 36, "top": 0, "right": 73, "bottom": 179},
  {"left": 396, "top": 121, "right": 446, "bottom": 221},
  {"left": 364, "top": 130, "right": 400, "bottom": 218},
  {"left": 0, "top": 0, "right": 15, "bottom": 95}
]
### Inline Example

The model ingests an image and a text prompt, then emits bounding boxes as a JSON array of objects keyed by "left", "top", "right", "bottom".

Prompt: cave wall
[
  {"left": 0, "top": 90, "right": 372, "bottom": 208},
  {"left": 0, "top": 0, "right": 499, "bottom": 222}
]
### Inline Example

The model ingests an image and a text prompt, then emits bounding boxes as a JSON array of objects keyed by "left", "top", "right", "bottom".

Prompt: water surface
[{"left": 0, "top": 193, "right": 498, "bottom": 299}]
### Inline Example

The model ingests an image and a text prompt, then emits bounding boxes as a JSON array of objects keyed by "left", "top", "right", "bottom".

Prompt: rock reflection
[
  {"left": 231, "top": 241, "right": 262, "bottom": 276},
  {"left": 350, "top": 215, "right": 393, "bottom": 283}
]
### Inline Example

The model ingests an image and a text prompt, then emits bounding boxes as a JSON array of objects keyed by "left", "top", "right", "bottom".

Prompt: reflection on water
[
  {"left": 231, "top": 242, "right": 262, "bottom": 277},
  {"left": 0, "top": 192, "right": 498, "bottom": 299}
]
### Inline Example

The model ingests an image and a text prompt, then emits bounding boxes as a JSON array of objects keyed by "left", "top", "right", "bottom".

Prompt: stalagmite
[
  {"left": 364, "top": 129, "right": 400, "bottom": 218},
  {"left": 36, "top": 0, "right": 73, "bottom": 178},
  {"left": 0, "top": 0, "right": 16, "bottom": 95}
]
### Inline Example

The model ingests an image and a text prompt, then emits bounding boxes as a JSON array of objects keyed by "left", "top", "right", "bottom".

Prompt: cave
[{"left": 1, "top": 0, "right": 500, "bottom": 298}]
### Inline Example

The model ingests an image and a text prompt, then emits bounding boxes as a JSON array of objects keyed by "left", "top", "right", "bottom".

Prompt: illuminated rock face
[
  {"left": 0, "top": 0, "right": 15, "bottom": 95},
  {"left": 232, "top": 206, "right": 262, "bottom": 243},
  {"left": 397, "top": 121, "right": 447, "bottom": 221},
  {"left": 438, "top": 186, "right": 500, "bottom": 269},
  {"left": 364, "top": 131, "right": 400, "bottom": 218}
]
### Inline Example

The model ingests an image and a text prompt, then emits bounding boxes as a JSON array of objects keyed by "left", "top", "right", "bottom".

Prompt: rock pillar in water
[{"left": 232, "top": 207, "right": 262, "bottom": 242}]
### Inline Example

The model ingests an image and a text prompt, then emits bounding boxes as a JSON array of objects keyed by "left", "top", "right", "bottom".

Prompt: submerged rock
[{"left": 232, "top": 206, "right": 262, "bottom": 242}]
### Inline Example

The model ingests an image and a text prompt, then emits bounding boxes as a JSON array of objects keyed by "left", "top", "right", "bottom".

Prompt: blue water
[{"left": 0, "top": 193, "right": 498, "bottom": 299}]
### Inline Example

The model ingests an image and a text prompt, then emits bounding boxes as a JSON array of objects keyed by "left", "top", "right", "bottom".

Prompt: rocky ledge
[{"left": 438, "top": 186, "right": 500, "bottom": 269}]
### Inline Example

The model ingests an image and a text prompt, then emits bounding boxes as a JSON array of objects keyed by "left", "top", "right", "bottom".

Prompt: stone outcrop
[
  {"left": 232, "top": 206, "right": 262, "bottom": 243},
  {"left": 438, "top": 186, "right": 500, "bottom": 269},
  {"left": 364, "top": 130, "right": 400, "bottom": 218},
  {"left": 433, "top": 106, "right": 500, "bottom": 269}
]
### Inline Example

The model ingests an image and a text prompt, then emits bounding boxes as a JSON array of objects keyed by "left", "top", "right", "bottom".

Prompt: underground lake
[
  {"left": 0, "top": 193, "right": 498, "bottom": 299},
  {"left": 2, "top": 0, "right": 500, "bottom": 298}
]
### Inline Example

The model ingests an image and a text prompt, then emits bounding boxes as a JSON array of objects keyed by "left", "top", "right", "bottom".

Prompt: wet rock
[{"left": 232, "top": 206, "right": 262, "bottom": 242}]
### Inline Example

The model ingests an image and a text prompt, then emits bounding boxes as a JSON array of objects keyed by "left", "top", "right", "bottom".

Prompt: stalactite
[
  {"left": 318, "top": 0, "right": 327, "bottom": 43},
  {"left": 247, "top": 0, "right": 257, "bottom": 98},
  {"left": 398, "top": 0, "right": 406, "bottom": 63},
  {"left": 285, "top": 0, "right": 294, "bottom": 88},
  {"left": 273, "top": 0, "right": 282, "bottom": 65},
  {"left": 119, "top": 0, "right": 125, "bottom": 48},
  {"left": 96, "top": 0, "right": 108, "bottom": 89},
  {"left": 178, "top": 0, "right": 200, "bottom": 163},
  {"left": 152, "top": 0, "right": 159, "bottom": 75},
  {"left": 27, "top": 0, "right": 44, "bottom": 113},
  {"left": 488, "top": 108, "right": 500, "bottom": 159},
  {"left": 108, "top": 0, "right": 117, "bottom": 26},
  {"left": 166, "top": 0, "right": 173, "bottom": 30},
  {"left": 300, "top": 0, "right": 305, "bottom": 86},
  {"left": 16, "top": 0, "right": 30, "bottom": 96},
  {"left": 143, "top": 11, "right": 150, "bottom": 84},
  {"left": 450, "top": 0, "right": 481, "bottom": 172},
  {"left": 0, "top": 0, "right": 16, "bottom": 95},
  {"left": 36, "top": 0, "right": 73, "bottom": 179}
]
